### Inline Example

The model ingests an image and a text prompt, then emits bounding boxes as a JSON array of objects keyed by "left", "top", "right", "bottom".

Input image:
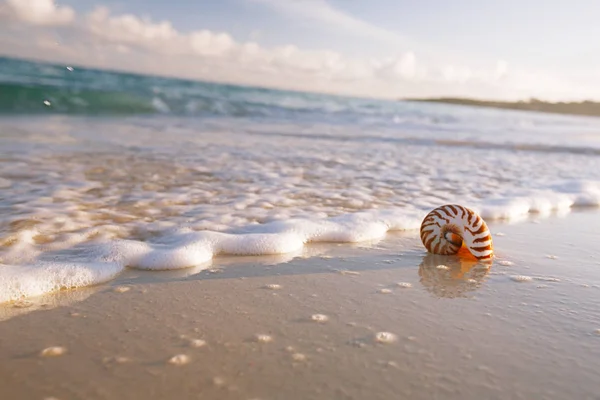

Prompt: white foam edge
[
  {"left": 476, "top": 186, "right": 600, "bottom": 221},
  {"left": 2, "top": 180, "right": 600, "bottom": 304},
  {"left": 0, "top": 210, "right": 423, "bottom": 303}
]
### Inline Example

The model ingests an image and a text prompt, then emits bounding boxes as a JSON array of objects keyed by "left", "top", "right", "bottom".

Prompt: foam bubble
[
  {"left": 168, "top": 354, "right": 190, "bottom": 365},
  {"left": 264, "top": 284, "right": 282, "bottom": 290},
  {"left": 498, "top": 260, "right": 515, "bottom": 266},
  {"left": 188, "top": 339, "right": 206, "bottom": 348},
  {"left": 212, "top": 377, "right": 226, "bottom": 386},
  {"left": 40, "top": 346, "right": 66, "bottom": 357},
  {"left": 292, "top": 353, "right": 306, "bottom": 361},
  {"left": 255, "top": 334, "right": 273, "bottom": 343},
  {"left": 311, "top": 314, "right": 329, "bottom": 323},
  {"left": 103, "top": 356, "right": 131, "bottom": 364},
  {"left": 533, "top": 276, "right": 561, "bottom": 282},
  {"left": 396, "top": 282, "right": 412, "bottom": 288},
  {"left": 12, "top": 300, "right": 34, "bottom": 308},
  {"left": 536, "top": 284, "right": 549, "bottom": 289},
  {"left": 510, "top": 275, "right": 533, "bottom": 282},
  {"left": 374, "top": 332, "right": 397, "bottom": 344}
]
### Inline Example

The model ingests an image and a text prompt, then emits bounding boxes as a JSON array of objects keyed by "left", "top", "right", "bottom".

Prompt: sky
[{"left": 0, "top": 0, "right": 599, "bottom": 101}]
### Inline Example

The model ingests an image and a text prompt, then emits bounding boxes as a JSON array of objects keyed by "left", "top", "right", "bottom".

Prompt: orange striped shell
[{"left": 420, "top": 204, "right": 494, "bottom": 260}]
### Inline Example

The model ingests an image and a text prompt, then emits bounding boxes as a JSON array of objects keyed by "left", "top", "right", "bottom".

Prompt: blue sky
[{"left": 1, "top": 0, "right": 599, "bottom": 100}]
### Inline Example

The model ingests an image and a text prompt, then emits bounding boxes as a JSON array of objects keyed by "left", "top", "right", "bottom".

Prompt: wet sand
[{"left": 1, "top": 211, "right": 600, "bottom": 400}]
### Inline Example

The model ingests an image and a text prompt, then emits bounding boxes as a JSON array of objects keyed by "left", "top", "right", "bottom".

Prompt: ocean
[{"left": 1, "top": 55, "right": 600, "bottom": 303}]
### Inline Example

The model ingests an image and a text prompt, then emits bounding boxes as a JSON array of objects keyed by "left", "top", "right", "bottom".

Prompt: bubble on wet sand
[
  {"left": 103, "top": 356, "right": 131, "bottom": 364},
  {"left": 495, "top": 232, "right": 506, "bottom": 236},
  {"left": 311, "top": 314, "right": 329, "bottom": 323},
  {"left": 497, "top": 260, "right": 514, "bottom": 266},
  {"left": 40, "top": 346, "right": 67, "bottom": 357},
  {"left": 168, "top": 354, "right": 190, "bottom": 365},
  {"left": 546, "top": 255, "right": 558, "bottom": 260},
  {"left": 113, "top": 286, "right": 131, "bottom": 293},
  {"left": 255, "top": 334, "right": 273, "bottom": 343},
  {"left": 510, "top": 275, "right": 533, "bottom": 282},
  {"left": 436, "top": 265, "right": 449, "bottom": 270},
  {"left": 264, "top": 284, "right": 282, "bottom": 290},
  {"left": 396, "top": 282, "right": 412, "bottom": 288},
  {"left": 533, "top": 276, "right": 561, "bottom": 282},
  {"left": 374, "top": 332, "right": 397, "bottom": 344},
  {"left": 337, "top": 270, "right": 361, "bottom": 276},
  {"left": 292, "top": 353, "right": 306, "bottom": 361},
  {"left": 189, "top": 339, "right": 207, "bottom": 348},
  {"left": 12, "top": 300, "right": 34, "bottom": 308},
  {"left": 378, "top": 288, "right": 392, "bottom": 294},
  {"left": 208, "top": 268, "right": 223, "bottom": 274},
  {"left": 211, "top": 376, "right": 226, "bottom": 386}
]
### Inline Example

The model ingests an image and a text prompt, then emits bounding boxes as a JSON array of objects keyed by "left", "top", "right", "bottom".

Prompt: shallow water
[{"left": 2, "top": 58, "right": 600, "bottom": 302}]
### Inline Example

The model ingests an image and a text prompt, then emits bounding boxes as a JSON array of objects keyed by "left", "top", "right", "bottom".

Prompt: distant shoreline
[{"left": 404, "top": 97, "right": 600, "bottom": 118}]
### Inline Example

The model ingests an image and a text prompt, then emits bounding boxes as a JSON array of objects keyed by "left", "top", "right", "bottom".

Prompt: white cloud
[
  {"left": 78, "top": 6, "right": 373, "bottom": 82},
  {"left": 1, "top": 0, "right": 74, "bottom": 26},
  {"left": 376, "top": 53, "right": 419, "bottom": 81},
  {"left": 87, "top": 7, "right": 178, "bottom": 48}
]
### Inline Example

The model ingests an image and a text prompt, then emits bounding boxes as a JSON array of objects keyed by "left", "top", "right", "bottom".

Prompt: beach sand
[{"left": 1, "top": 211, "right": 600, "bottom": 400}]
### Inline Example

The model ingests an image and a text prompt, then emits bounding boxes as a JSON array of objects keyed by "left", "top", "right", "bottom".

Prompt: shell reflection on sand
[{"left": 418, "top": 254, "right": 491, "bottom": 298}]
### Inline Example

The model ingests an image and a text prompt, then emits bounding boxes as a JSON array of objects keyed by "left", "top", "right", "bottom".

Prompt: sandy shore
[{"left": 1, "top": 211, "right": 600, "bottom": 400}]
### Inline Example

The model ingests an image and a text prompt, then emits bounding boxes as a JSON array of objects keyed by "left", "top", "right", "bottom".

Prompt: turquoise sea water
[{"left": 0, "top": 55, "right": 414, "bottom": 119}]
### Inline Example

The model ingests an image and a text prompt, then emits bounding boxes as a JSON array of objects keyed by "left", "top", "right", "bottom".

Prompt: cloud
[
  {"left": 77, "top": 6, "right": 374, "bottom": 82},
  {"left": 0, "top": 0, "right": 74, "bottom": 26},
  {"left": 249, "top": 0, "right": 409, "bottom": 46},
  {"left": 0, "top": 1, "right": 593, "bottom": 101},
  {"left": 376, "top": 53, "right": 419, "bottom": 81}
]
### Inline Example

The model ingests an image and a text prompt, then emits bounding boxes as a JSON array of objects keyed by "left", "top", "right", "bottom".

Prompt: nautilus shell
[{"left": 420, "top": 204, "right": 494, "bottom": 260}]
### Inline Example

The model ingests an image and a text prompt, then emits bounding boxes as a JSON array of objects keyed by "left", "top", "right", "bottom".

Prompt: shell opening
[{"left": 444, "top": 231, "right": 462, "bottom": 247}]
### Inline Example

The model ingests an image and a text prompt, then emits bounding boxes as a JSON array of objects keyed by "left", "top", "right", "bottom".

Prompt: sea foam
[
  {"left": 2, "top": 106, "right": 600, "bottom": 303},
  {"left": 0, "top": 210, "right": 422, "bottom": 303}
]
